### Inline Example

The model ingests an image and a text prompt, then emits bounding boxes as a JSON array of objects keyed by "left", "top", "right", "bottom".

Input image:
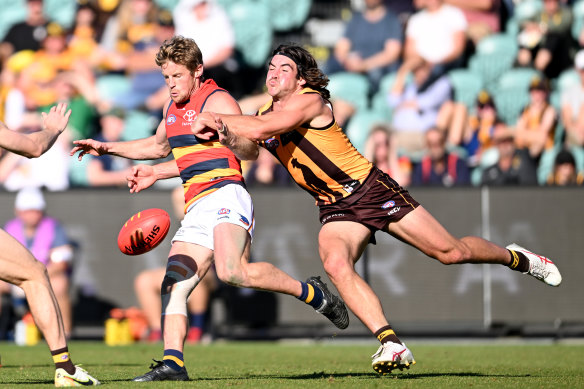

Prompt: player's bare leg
[{"left": 0, "top": 230, "right": 100, "bottom": 386}]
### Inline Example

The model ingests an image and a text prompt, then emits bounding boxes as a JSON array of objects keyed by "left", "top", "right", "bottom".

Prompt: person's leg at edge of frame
[{"left": 0, "top": 230, "right": 99, "bottom": 386}]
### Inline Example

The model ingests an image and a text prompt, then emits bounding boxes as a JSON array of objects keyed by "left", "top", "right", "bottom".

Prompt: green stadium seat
[
  {"left": 122, "top": 110, "right": 158, "bottom": 141},
  {"left": 258, "top": 0, "right": 312, "bottom": 32},
  {"left": 471, "top": 147, "right": 500, "bottom": 186},
  {"left": 514, "top": 0, "right": 543, "bottom": 23},
  {"left": 96, "top": 74, "right": 132, "bottom": 102},
  {"left": 44, "top": 0, "right": 76, "bottom": 28},
  {"left": 369, "top": 71, "right": 403, "bottom": 119},
  {"left": 227, "top": 0, "right": 273, "bottom": 68},
  {"left": 496, "top": 67, "right": 541, "bottom": 91},
  {"left": 0, "top": 0, "right": 26, "bottom": 41},
  {"left": 154, "top": 0, "right": 179, "bottom": 11},
  {"left": 343, "top": 109, "right": 388, "bottom": 154},
  {"left": 69, "top": 155, "right": 91, "bottom": 187},
  {"left": 555, "top": 68, "right": 579, "bottom": 94},
  {"left": 468, "top": 53, "right": 514, "bottom": 88},
  {"left": 327, "top": 72, "right": 370, "bottom": 111},
  {"left": 493, "top": 88, "right": 531, "bottom": 125},
  {"left": 572, "top": 0, "right": 584, "bottom": 40},
  {"left": 448, "top": 69, "right": 484, "bottom": 109},
  {"left": 476, "top": 33, "right": 518, "bottom": 57}
]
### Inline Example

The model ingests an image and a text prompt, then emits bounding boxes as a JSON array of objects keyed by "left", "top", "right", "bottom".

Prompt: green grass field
[{"left": 1, "top": 340, "right": 583, "bottom": 388}]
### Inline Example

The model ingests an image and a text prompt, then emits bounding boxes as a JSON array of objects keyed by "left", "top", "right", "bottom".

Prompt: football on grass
[{"left": 117, "top": 208, "right": 170, "bottom": 255}]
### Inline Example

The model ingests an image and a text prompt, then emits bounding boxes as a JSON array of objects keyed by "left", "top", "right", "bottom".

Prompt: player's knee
[
  {"left": 215, "top": 265, "right": 246, "bottom": 288},
  {"left": 436, "top": 245, "right": 471, "bottom": 265},
  {"left": 321, "top": 254, "right": 354, "bottom": 281}
]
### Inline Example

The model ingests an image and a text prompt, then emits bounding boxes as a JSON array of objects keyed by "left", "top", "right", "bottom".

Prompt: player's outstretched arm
[
  {"left": 127, "top": 160, "right": 179, "bottom": 193},
  {"left": 0, "top": 102, "right": 71, "bottom": 158}
]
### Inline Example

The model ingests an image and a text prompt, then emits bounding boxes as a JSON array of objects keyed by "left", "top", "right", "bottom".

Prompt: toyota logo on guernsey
[
  {"left": 381, "top": 200, "right": 395, "bottom": 209},
  {"left": 183, "top": 110, "right": 196, "bottom": 122},
  {"left": 166, "top": 114, "right": 176, "bottom": 125}
]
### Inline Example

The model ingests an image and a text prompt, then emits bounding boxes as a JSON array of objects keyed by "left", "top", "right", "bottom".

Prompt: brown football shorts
[{"left": 319, "top": 167, "right": 419, "bottom": 240}]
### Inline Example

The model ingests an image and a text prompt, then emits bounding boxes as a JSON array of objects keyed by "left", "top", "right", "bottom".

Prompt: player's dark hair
[
  {"left": 272, "top": 44, "right": 330, "bottom": 99},
  {"left": 155, "top": 35, "right": 203, "bottom": 74}
]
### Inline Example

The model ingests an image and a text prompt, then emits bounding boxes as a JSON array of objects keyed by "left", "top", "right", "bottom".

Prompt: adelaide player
[
  {"left": 190, "top": 44, "right": 563, "bottom": 375},
  {"left": 0, "top": 103, "right": 99, "bottom": 386},
  {"left": 71, "top": 36, "right": 348, "bottom": 382}
]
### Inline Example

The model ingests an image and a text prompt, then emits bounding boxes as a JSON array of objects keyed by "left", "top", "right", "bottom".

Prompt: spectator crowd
[{"left": 0, "top": 0, "right": 583, "bottom": 195}]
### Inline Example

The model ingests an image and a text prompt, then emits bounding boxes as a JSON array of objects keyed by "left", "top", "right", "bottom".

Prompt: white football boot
[
  {"left": 55, "top": 365, "right": 100, "bottom": 387},
  {"left": 371, "top": 342, "right": 416, "bottom": 375},
  {"left": 506, "top": 243, "right": 562, "bottom": 287}
]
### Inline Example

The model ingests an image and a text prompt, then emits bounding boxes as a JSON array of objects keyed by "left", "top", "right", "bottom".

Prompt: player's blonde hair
[{"left": 155, "top": 35, "right": 203, "bottom": 74}]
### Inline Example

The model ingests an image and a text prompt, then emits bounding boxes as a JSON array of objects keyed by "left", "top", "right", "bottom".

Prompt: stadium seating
[
  {"left": 475, "top": 33, "right": 518, "bottom": 58},
  {"left": 513, "top": 0, "right": 543, "bottom": 23},
  {"left": 44, "top": 0, "right": 76, "bottom": 28},
  {"left": 226, "top": 0, "right": 273, "bottom": 68},
  {"left": 0, "top": 0, "right": 26, "bottom": 41},
  {"left": 572, "top": 0, "right": 584, "bottom": 40},
  {"left": 343, "top": 109, "right": 388, "bottom": 154},
  {"left": 96, "top": 74, "right": 132, "bottom": 103},
  {"left": 258, "top": 0, "right": 312, "bottom": 32},
  {"left": 471, "top": 147, "right": 500, "bottom": 186},
  {"left": 154, "top": 0, "right": 179, "bottom": 11},
  {"left": 538, "top": 145, "right": 584, "bottom": 185},
  {"left": 370, "top": 71, "right": 405, "bottom": 119},
  {"left": 496, "top": 67, "right": 541, "bottom": 91},
  {"left": 122, "top": 110, "right": 158, "bottom": 141},
  {"left": 468, "top": 53, "right": 515, "bottom": 89},
  {"left": 555, "top": 68, "right": 580, "bottom": 95},
  {"left": 448, "top": 69, "right": 484, "bottom": 109},
  {"left": 327, "top": 72, "right": 370, "bottom": 112}
]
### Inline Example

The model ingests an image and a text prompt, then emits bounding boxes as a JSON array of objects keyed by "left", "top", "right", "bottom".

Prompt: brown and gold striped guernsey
[{"left": 257, "top": 88, "right": 373, "bottom": 206}]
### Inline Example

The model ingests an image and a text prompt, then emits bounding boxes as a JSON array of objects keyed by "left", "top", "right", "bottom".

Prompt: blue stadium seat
[
  {"left": 555, "top": 68, "right": 579, "bottom": 95},
  {"left": 154, "top": 0, "right": 179, "bottom": 11},
  {"left": 471, "top": 147, "right": 500, "bottom": 186},
  {"left": 69, "top": 155, "right": 91, "bottom": 187},
  {"left": 369, "top": 71, "right": 405, "bottom": 119},
  {"left": 226, "top": 0, "right": 273, "bottom": 68},
  {"left": 258, "top": 0, "right": 312, "bottom": 32},
  {"left": 514, "top": 0, "right": 543, "bottom": 23},
  {"left": 327, "top": 72, "right": 370, "bottom": 111},
  {"left": 496, "top": 67, "right": 541, "bottom": 91},
  {"left": 343, "top": 109, "right": 388, "bottom": 154},
  {"left": 493, "top": 88, "right": 531, "bottom": 125},
  {"left": 448, "top": 69, "right": 484, "bottom": 109}
]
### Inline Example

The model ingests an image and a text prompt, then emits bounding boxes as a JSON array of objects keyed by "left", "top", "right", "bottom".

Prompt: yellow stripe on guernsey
[
  {"left": 172, "top": 141, "right": 225, "bottom": 160},
  {"left": 376, "top": 329, "right": 395, "bottom": 342},
  {"left": 163, "top": 355, "right": 184, "bottom": 367},
  {"left": 184, "top": 168, "right": 242, "bottom": 185}
]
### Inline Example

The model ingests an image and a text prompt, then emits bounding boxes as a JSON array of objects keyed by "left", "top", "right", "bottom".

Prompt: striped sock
[
  {"left": 51, "top": 347, "right": 75, "bottom": 374},
  {"left": 374, "top": 325, "right": 402, "bottom": 345},
  {"left": 297, "top": 281, "right": 323, "bottom": 309},
  {"left": 163, "top": 349, "right": 184, "bottom": 371},
  {"left": 507, "top": 249, "right": 529, "bottom": 273}
]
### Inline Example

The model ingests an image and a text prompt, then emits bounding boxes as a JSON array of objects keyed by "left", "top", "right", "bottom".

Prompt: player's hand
[
  {"left": 191, "top": 112, "right": 220, "bottom": 140},
  {"left": 127, "top": 164, "right": 157, "bottom": 193},
  {"left": 70, "top": 139, "right": 109, "bottom": 160},
  {"left": 42, "top": 102, "right": 72, "bottom": 135}
]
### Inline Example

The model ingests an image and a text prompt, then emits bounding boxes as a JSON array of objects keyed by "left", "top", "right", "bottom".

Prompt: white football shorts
[{"left": 171, "top": 184, "right": 255, "bottom": 250}]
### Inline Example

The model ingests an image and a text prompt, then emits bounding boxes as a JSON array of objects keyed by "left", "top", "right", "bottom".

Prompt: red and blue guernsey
[{"left": 166, "top": 79, "right": 245, "bottom": 212}]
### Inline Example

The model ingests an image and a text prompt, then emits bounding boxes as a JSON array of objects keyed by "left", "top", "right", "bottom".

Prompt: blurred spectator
[
  {"left": 100, "top": 0, "right": 159, "bottom": 55},
  {"left": 546, "top": 148, "right": 583, "bottom": 186},
  {"left": 244, "top": 147, "right": 292, "bottom": 188},
  {"left": 516, "top": 0, "right": 573, "bottom": 79},
  {"left": 443, "top": 0, "right": 501, "bottom": 45},
  {"left": 387, "top": 56, "right": 453, "bottom": 153},
  {"left": 4, "top": 188, "right": 74, "bottom": 336},
  {"left": 363, "top": 124, "right": 411, "bottom": 187},
  {"left": 446, "top": 90, "right": 501, "bottom": 166},
  {"left": 86, "top": 108, "right": 133, "bottom": 186},
  {"left": 385, "top": 0, "right": 416, "bottom": 27},
  {"left": 110, "top": 9, "right": 175, "bottom": 112},
  {"left": 514, "top": 76, "right": 557, "bottom": 160},
  {"left": 134, "top": 186, "right": 217, "bottom": 343},
  {"left": 560, "top": 49, "right": 584, "bottom": 147},
  {"left": 38, "top": 71, "right": 99, "bottom": 141},
  {"left": 411, "top": 126, "right": 470, "bottom": 186},
  {"left": 325, "top": 0, "right": 403, "bottom": 93},
  {"left": 0, "top": 0, "right": 48, "bottom": 61},
  {"left": 480, "top": 123, "right": 538, "bottom": 185},
  {"left": 172, "top": 0, "right": 244, "bottom": 98},
  {"left": 405, "top": 0, "right": 468, "bottom": 78}
]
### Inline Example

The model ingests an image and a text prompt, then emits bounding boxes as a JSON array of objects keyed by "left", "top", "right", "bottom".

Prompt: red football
[{"left": 117, "top": 208, "right": 171, "bottom": 256}]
